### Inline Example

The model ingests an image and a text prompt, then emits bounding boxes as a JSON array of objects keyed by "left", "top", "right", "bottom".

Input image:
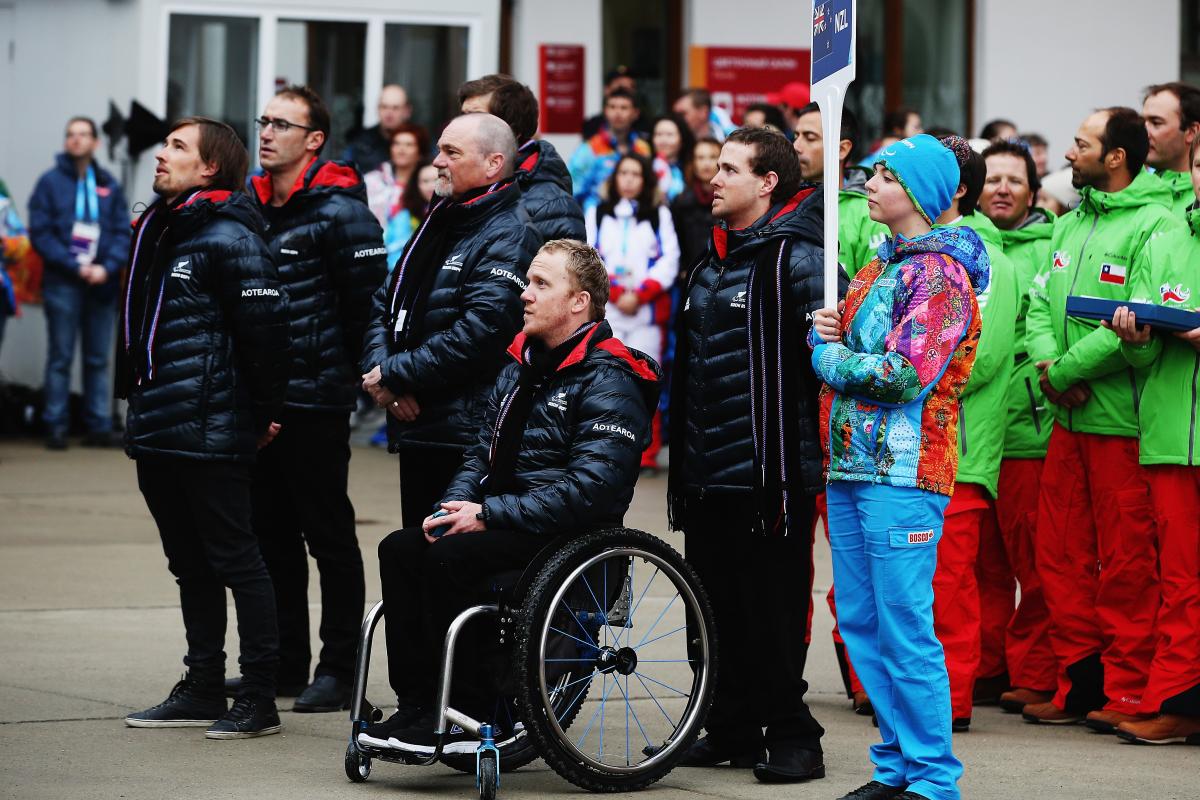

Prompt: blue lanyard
[{"left": 75, "top": 166, "right": 99, "bottom": 223}]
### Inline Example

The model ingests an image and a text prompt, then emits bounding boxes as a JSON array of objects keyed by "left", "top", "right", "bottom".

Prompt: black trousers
[
  {"left": 137, "top": 456, "right": 279, "bottom": 697},
  {"left": 397, "top": 445, "right": 466, "bottom": 528},
  {"left": 377, "top": 526, "right": 546, "bottom": 716},
  {"left": 684, "top": 494, "right": 825, "bottom": 751},
  {"left": 252, "top": 408, "right": 364, "bottom": 684}
]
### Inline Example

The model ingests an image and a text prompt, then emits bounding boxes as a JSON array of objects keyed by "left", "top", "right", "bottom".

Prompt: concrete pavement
[{"left": 0, "top": 439, "right": 1193, "bottom": 799}]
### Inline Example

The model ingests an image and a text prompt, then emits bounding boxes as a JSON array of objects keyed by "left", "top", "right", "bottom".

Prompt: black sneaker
[
  {"left": 357, "top": 701, "right": 425, "bottom": 749},
  {"left": 205, "top": 695, "right": 282, "bottom": 739},
  {"left": 387, "top": 711, "right": 481, "bottom": 756},
  {"left": 292, "top": 674, "right": 351, "bottom": 713},
  {"left": 837, "top": 780, "right": 908, "bottom": 800},
  {"left": 45, "top": 431, "right": 68, "bottom": 451},
  {"left": 125, "top": 676, "right": 226, "bottom": 727}
]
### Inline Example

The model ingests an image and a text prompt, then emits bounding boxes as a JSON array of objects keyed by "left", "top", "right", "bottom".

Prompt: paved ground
[{"left": 0, "top": 438, "right": 1194, "bottom": 800}]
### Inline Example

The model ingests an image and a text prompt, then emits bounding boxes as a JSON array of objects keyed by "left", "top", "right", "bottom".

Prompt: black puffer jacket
[
  {"left": 250, "top": 159, "right": 386, "bottom": 412},
  {"left": 678, "top": 189, "right": 846, "bottom": 498},
  {"left": 516, "top": 140, "right": 587, "bottom": 244},
  {"left": 117, "top": 190, "right": 290, "bottom": 462},
  {"left": 442, "top": 322, "right": 660, "bottom": 535},
  {"left": 361, "top": 179, "right": 541, "bottom": 450}
]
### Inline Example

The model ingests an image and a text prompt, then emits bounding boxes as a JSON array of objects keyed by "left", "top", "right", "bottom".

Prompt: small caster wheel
[
  {"left": 477, "top": 751, "right": 498, "bottom": 800},
  {"left": 345, "top": 742, "right": 371, "bottom": 783}
]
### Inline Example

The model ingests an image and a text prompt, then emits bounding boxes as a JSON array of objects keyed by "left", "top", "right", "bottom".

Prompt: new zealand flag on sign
[{"left": 811, "top": 0, "right": 854, "bottom": 85}]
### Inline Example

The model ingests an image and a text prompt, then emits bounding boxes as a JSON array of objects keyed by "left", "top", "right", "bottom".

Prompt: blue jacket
[{"left": 28, "top": 154, "right": 130, "bottom": 298}]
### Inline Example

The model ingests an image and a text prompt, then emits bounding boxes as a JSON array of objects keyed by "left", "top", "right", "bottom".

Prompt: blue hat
[{"left": 873, "top": 134, "right": 961, "bottom": 225}]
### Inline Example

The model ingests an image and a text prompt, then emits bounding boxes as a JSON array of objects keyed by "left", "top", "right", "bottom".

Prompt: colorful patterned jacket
[
  {"left": 567, "top": 127, "right": 652, "bottom": 212},
  {"left": 809, "top": 226, "right": 990, "bottom": 496}
]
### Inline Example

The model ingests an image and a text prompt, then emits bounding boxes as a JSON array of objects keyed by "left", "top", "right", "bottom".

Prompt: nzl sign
[{"left": 810, "top": 0, "right": 856, "bottom": 308}]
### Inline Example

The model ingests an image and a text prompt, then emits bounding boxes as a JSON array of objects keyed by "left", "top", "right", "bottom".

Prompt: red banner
[
  {"left": 539, "top": 44, "right": 585, "bottom": 135},
  {"left": 690, "top": 46, "right": 810, "bottom": 124}
]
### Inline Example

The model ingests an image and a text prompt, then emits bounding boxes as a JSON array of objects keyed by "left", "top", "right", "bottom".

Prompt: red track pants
[
  {"left": 1036, "top": 425, "right": 1159, "bottom": 715},
  {"left": 1142, "top": 465, "right": 1200, "bottom": 716},
  {"left": 933, "top": 483, "right": 988, "bottom": 720},
  {"left": 986, "top": 458, "right": 1056, "bottom": 691}
]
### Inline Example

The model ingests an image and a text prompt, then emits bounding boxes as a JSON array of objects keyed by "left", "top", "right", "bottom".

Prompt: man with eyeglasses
[{"left": 238, "top": 84, "right": 387, "bottom": 714}]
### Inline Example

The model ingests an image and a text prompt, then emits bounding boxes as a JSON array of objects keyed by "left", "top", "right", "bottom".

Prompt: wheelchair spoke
[
  {"left": 611, "top": 669, "right": 654, "bottom": 750},
  {"left": 625, "top": 674, "right": 631, "bottom": 766},
  {"left": 555, "top": 672, "right": 594, "bottom": 726},
  {"left": 634, "top": 592, "right": 678, "bottom": 648},
  {"left": 559, "top": 598, "right": 597, "bottom": 647},
  {"left": 633, "top": 670, "right": 691, "bottom": 698},
  {"left": 632, "top": 624, "right": 686, "bottom": 650},
  {"left": 575, "top": 668, "right": 621, "bottom": 751},
  {"left": 634, "top": 672, "right": 678, "bottom": 729},
  {"left": 580, "top": 570, "right": 621, "bottom": 650},
  {"left": 614, "top": 566, "right": 659, "bottom": 648},
  {"left": 544, "top": 657, "right": 595, "bottom": 662},
  {"left": 549, "top": 624, "right": 596, "bottom": 650}
]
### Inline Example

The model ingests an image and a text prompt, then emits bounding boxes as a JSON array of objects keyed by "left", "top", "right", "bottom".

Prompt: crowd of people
[{"left": 0, "top": 62, "right": 1197, "bottom": 800}]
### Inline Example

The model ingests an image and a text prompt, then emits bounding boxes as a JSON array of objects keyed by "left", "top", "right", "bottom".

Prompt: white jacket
[{"left": 586, "top": 199, "right": 680, "bottom": 329}]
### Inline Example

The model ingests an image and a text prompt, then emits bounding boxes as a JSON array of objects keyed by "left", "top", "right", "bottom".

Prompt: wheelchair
[{"left": 343, "top": 527, "right": 716, "bottom": 798}]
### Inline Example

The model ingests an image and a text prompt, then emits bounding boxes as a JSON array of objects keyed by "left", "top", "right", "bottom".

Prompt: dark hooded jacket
[
  {"left": 516, "top": 139, "right": 586, "bottom": 244},
  {"left": 671, "top": 188, "right": 847, "bottom": 522},
  {"left": 360, "top": 178, "right": 541, "bottom": 451},
  {"left": 117, "top": 190, "right": 290, "bottom": 462},
  {"left": 442, "top": 321, "right": 661, "bottom": 535},
  {"left": 250, "top": 158, "right": 387, "bottom": 412}
]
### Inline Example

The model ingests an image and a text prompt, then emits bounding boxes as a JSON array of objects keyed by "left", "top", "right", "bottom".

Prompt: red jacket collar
[
  {"left": 251, "top": 157, "right": 361, "bottom": 206},
  {"left": 506, "top": 324, "right": 657, "bottom": 382}
]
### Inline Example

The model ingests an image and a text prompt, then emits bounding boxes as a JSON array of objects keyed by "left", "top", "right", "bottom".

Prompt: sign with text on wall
[
  {"left": 810, "top": 0, "right": 856, "bottom": 308},
  {"left": 539, "top": 44, "right": 585, "bottom": 135},
  {"left": 689, "top": 46, "right": 809, "bottom": 124}
]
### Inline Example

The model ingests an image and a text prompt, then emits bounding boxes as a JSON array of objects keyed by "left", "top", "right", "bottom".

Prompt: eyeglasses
[{"left": 255, "top": 116, "right": 316, "bottom": 134}]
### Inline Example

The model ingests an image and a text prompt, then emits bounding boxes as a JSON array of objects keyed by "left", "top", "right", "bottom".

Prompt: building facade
[{"left": 0, "top": 0, "right": 1187, "bottom": 386}]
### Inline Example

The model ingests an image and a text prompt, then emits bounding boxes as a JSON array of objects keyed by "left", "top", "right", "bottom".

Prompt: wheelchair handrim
[{"left": 536, "top": 546, "right": 711, "bottom": 774}]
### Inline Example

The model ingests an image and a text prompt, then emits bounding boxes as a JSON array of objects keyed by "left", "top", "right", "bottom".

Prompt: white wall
[
  {"left": 974, "top": 0, "right": 1181, "bottom": 167},
  {"left": 686, "top": 0, "right": 809, "bottom": 50}
]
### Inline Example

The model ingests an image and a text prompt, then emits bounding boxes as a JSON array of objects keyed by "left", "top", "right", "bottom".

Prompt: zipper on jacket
[
  {"left": 958, "top": 400, "right": 968, "bottom": 455},
  {"left": 1128, "top": 367, "right": 1140, "bottom": 417},
  {"left": 1191, "top": 353, "right": 1199, "bottom": 466},
  {"left": 1064, "top": 211, "right": 1101, "bottom": 431},
  {"left": 692, "top": 262, "right": 723, "bottom": 486},
  {"left": 1024, "top": 377, "right": 1042, "bottom": 434}
]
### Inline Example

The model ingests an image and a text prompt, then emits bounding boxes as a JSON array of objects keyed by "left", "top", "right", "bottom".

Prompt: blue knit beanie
[{"left": 872, "top": 134, "right": 961, "bottom": 225}]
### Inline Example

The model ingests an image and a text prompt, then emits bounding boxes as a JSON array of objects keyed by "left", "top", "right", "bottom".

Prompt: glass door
[{"left": 275, "top": 19, "right": 367, "bottom": 158}]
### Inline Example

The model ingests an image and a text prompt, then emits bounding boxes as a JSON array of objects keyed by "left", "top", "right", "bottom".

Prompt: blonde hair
[{"left": 539, "top": 239, "right": 609, "bottom": 321}]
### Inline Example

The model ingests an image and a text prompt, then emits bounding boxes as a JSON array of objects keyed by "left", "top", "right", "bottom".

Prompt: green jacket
[
  {"left": 839, "top": 167, "right": 890, "bottom": 277},
  {"left": 942, "top": 212, "right": 1017, "bottom": 496},
  {"left": 1155, "top": 169, "right": 1196, "bottom": 218},
  {"left": 998, "top": 208, "right": 1056, "bottom": 457},
  {"left": 1120, "top": 207, "right": 1200, "bottom": 465},
  {"left": 1026, "top": 169, "right": 1183, "bottom": 437}
]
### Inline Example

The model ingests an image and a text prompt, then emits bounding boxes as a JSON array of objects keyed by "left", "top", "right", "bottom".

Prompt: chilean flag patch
[{"left": 1099, "top": 262, "right": 1126, "bottom": 285}]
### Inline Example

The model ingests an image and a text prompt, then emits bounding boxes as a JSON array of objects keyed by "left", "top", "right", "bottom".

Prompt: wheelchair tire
[
  {"left": 344, "top": 742, "right": 371, "bottom": 782},
  {"left": 512, "top": 529, "right": 716, "bottom": 793},
  {"left": 477, "top": 750, "right": 498, "bottom": 800}
]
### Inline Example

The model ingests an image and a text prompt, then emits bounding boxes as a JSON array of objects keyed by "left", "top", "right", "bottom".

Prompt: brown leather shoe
[
  {"left": 999, "top": 688, "right": 1054, "bottom": 714},
  {"left": 1022, "top": 701, "right": 1084, "bottom": 725},
  {"left": 1116, "top": 713, "right": 1200, "bottom": 745},
  {"left": 1085, "top": 708, "right": 1154, "bottom": 734}
]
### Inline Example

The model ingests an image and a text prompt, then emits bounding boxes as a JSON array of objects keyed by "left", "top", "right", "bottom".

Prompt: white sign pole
[{"left": 810, "top": 0, "right": 857, "bottom": 309}]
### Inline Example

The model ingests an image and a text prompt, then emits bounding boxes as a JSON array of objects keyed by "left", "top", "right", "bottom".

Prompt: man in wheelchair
[{"left": 361, "top": 238, "right": 661, "bottom": 755}]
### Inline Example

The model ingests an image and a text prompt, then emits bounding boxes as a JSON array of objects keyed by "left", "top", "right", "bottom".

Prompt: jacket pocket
[
  {"left": 1024, "top": 377, "right": 1042, "bottom": 435},
  {"left": 882, "top": 525, "right": 940, "bottom": 607}
]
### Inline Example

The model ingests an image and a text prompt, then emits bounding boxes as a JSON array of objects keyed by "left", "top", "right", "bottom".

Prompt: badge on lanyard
[{"left": 69, "top": 166, "right": 101, "bottom": 266}]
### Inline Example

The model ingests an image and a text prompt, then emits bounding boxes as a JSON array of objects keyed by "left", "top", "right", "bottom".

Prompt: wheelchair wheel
[
  {"left": 344, "top": 741, "right": 371, "bottom": 782},
  {"left": 513, "top": 529, "right": 715, "bottom": 792}
]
